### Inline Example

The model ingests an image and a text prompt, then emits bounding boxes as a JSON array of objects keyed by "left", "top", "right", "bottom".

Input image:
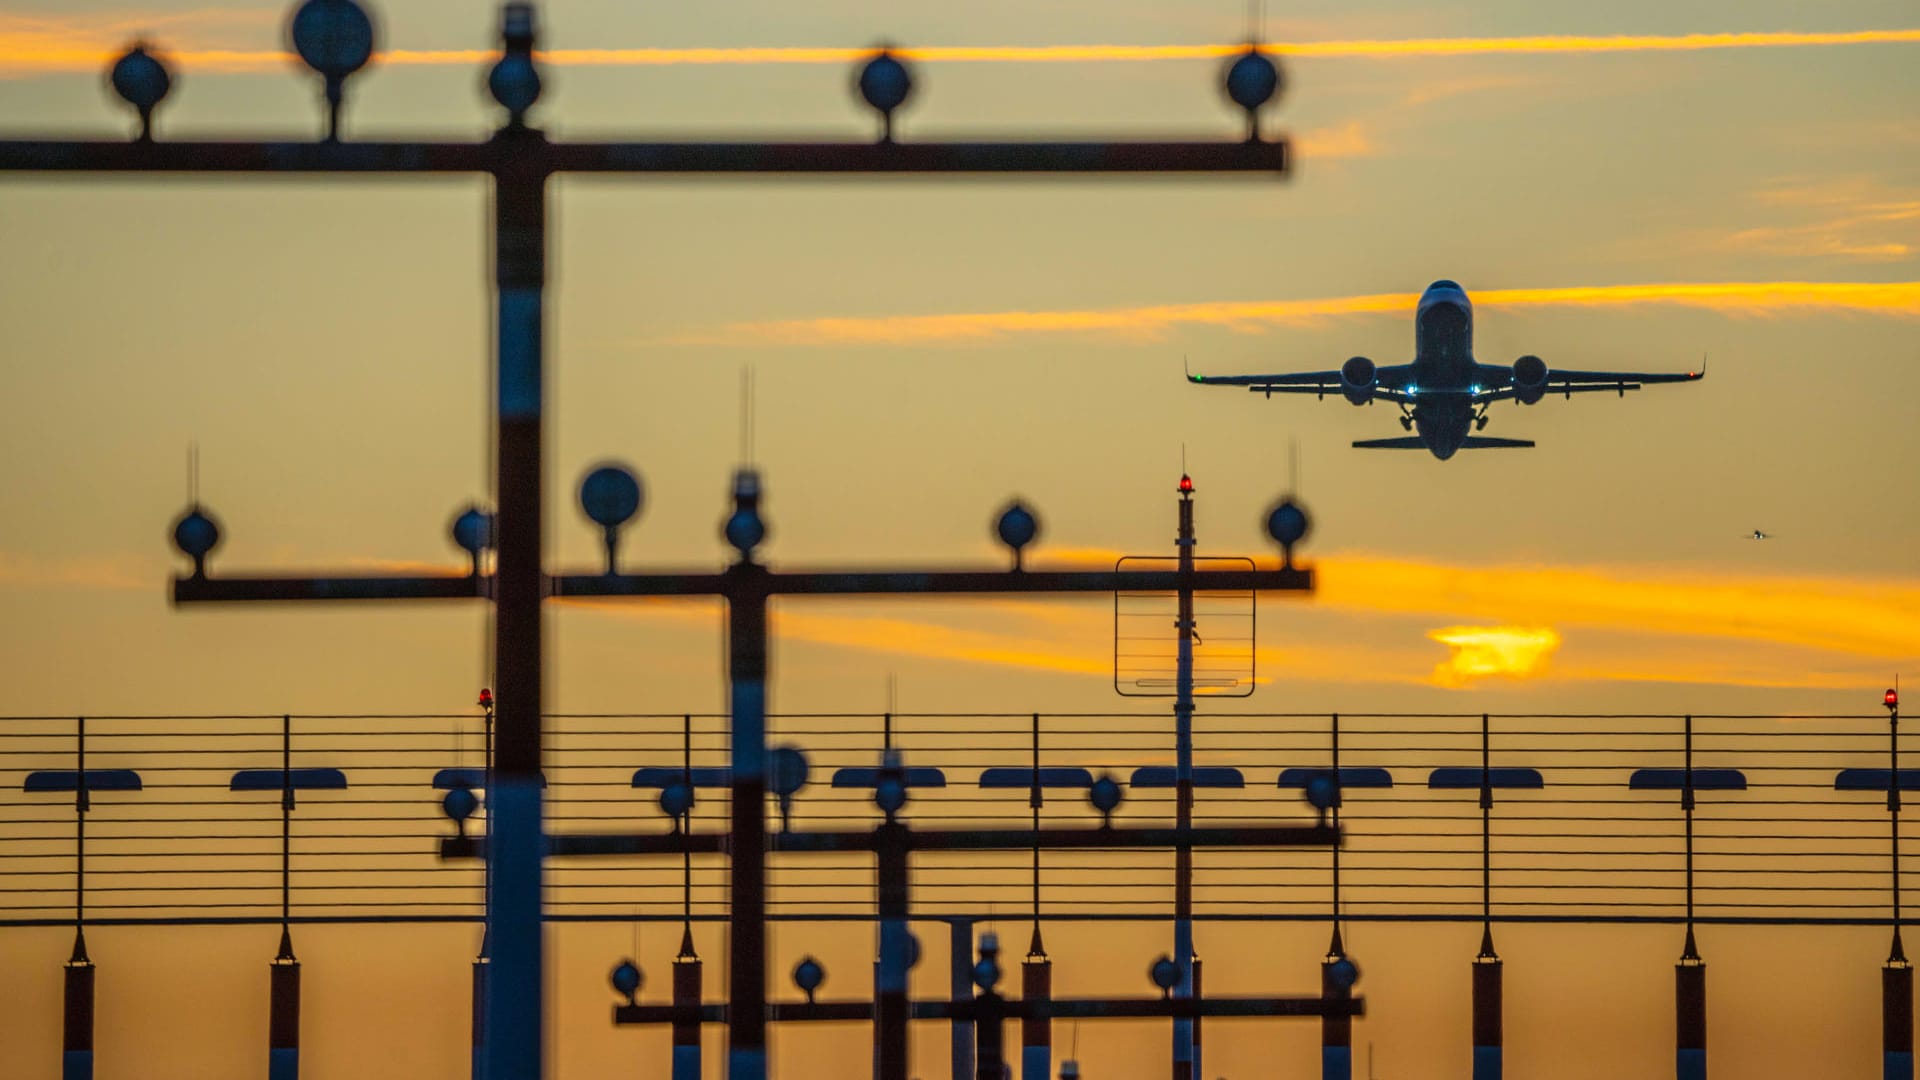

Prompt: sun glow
[{"left": 1426, "top": 625, "right": 1562, "bottom": 687}]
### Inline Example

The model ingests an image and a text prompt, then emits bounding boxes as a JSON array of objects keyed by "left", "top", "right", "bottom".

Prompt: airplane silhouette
[
  {"left": 1750, "top": 529, "right": 1771, "bottom": 540},
  {"left": 1187, "top": 280, "right": 1705, "bottom": 460}
]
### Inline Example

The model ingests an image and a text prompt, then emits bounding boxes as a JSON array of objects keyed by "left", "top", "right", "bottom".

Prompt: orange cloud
[
  {"left": 681, "top": 281, "right": 1920, "bottom": 346},
  {"left": 0, "top": 11, "right": 277, "bottom": 75},
  {"left": 1317, "top": 555, "right": 1920, "bottom": 660},
  {"left": 1426, "top": 625, "right": 1561, "bottom": 686},
  {"left": 1713, "top": 177, "right": 1920, "bottom": 262},
  {"left": 553, "top": 552, "right": 1920, "bottom": 691},
  {"left": 4, "top": 21, "right": 1915, "bottom": 76}
]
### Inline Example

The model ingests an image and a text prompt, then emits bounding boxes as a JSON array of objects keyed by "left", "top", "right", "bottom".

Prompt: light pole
[
  {"left": 5, "top": 4, "right": 1299, "bottom": 1076},
  {"left": 1887, "top": 685, "right": 1910, "bottom": 1080}
]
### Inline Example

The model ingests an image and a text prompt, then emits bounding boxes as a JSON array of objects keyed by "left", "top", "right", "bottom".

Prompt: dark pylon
[
  {"left": 1322, "top": 927, "right": 1353, "bottom": 1080},
  {"left": 1022, "top": 924, "right": 1053, "bottom": 1080},
  {"left": 1885, "top": 687, "right": 1911, "bottom": 1080},
  {"left": 672, "top": 925, "right": 703, "bottom": 1080},
  {"left": 268, "top": 714, "right": 301, "bottom": 1080},
  {"left": 1191, "top": 954, "right": 1205, "bottom": 1076},
  {"left": 64, "top": 718, "right": 97, "bottom": 1080},
  {"left": 1321, "top": 709, "right": 1352, "bottom": 1080},
  {"left": 1024, "top": 711, "right": 1053, "bottom": 1080},
  {"left": 470, "top": 930, "right": 488, "bottom": 1080},
  {"left": 1471, "top": 712, "right": 1503, "bottom": 1080},
  {"left": 64, "top": 927, "right": 95, "bottom": 1080},
  {"left": 1888, "top": 952, "right": 1913, "bottom": 1080},
  {"left": 1472, "top": 927, "right": 1503, "bottom": 1080},
  {"left": 1675, "top": 928, "right": 1706, "bottom": 1080},
  {"left": 1674, "top": 715, "right": 1706, "bottom": 1080},
  {"left": 270, "top": 926, "right": 301, "bottom": 1080},
  {"left": 974, "top": 934, "right": 1007, "bottom": 1080}
]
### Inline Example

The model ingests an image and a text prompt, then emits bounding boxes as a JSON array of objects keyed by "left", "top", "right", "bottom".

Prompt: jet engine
[
  {"left": 1339, "top": 356, "right": 1376, "bottom": 405},
  {"left": 1512, "top": 355, "right": 1549, "bottom": 405}
]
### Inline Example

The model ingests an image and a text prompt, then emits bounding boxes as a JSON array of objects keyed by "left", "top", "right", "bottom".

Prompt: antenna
[{"left": 887, "top": 673, "right": 897, "bottom": 716}]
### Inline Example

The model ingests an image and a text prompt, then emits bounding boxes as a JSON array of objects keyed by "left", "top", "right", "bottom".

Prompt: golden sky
[
  {"left": 0, "top": 1, "right": 1918, "bottom": 1076},
  {"left": 0, "top": 0, "right": 1913, "bottom": 709}
]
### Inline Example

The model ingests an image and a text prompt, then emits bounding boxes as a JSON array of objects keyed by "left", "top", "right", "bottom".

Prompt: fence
[{"left": 0, "top": 712, "right": 1904, "bottom": 926}]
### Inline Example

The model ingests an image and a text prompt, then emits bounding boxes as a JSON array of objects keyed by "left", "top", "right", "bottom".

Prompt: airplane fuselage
[
  {"left": 1408, "top": 280, "right": 1477, "bottom": 459},
  {"left": 1189, "top": 277, "right": 1703, "bottom": 457}
]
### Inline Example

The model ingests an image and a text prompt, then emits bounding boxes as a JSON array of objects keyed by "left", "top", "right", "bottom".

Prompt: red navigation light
[
  {"left": 1889, "top": 688, "right": 1901, "bottom": 710},
  {"left": 478, "top": 688, "right": 493, "bottom": 708},
  {"left": 1178, "top": 474, "right": 1193, "bottom": 493}
]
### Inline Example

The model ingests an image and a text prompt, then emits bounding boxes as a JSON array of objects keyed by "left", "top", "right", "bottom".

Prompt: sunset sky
[
  {"left": 1, "top": 0, "right": 1918, "bottom": 1076},
  {"left": 2, "top": 0, "right": 1916, "bottom": 721}
]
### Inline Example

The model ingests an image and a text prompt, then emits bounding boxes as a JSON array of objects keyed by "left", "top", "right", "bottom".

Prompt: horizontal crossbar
[
  {"left": 0, "top": 139, "right": 1287, "bottom": 176},
  {"left": 175, "top": 565, "right": 1312, "bottom": 604},
  {"left": 612, "top": 992, "right": 1359, "bottom": 1025},
  {"left": 440, "top": 823, "right": 1338, "bottom": 859}
]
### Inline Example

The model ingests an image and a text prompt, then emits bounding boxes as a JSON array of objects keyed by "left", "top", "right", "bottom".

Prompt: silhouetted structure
[{"left": 0, "top": 0, "right": 1299, "bottom": 1075}]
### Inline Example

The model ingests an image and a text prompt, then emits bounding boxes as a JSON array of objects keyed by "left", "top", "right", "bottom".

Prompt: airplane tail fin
[{"left": 1350, "top": 436, "right": 1536, "bottom": 450}]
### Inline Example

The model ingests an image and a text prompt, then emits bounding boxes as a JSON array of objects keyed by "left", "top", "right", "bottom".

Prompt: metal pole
[
  {"left": 976, "top": 935, "right": 1007, "bottom": 1080},
  {"left": 474, "top": 692, "right": 493, "bottom": 1080},
  {"left": 271, "top": 714, "right": 300, "bottom": 1080},
  {"left": 726, "top": 553, "right": 772, "bottom": 1080},
  {"left": 1322, "top": 950, "right": 1352, "bottom": 1080},
  {"left": 1191, "top": 955, "right": 1204, "bottom": 1077},
  {"left": 485, "top": 121, "right": 549, "bottom": 1080},
  {"left": 1023, "top": 941, "right": 1052, "bottom": 1080},
  {"left": 1324, "top": 712, "right": 1349, "bottom": 1080},
  {"left": 1889, "top": 690, "right": 1912, "bottom": 1080},
  {"left": 669, "top": 712, "right": 702, "bottom": 1080},
  {"left": 471, "top": 949, "right": 488, "bottom": 1080},
  {"left": 1472, "top": 713, "right": 1502, "bottom": 1080},
  {"left": 1173, "top": 475, "right": 1197, "bottom": 1080},
  {"left": 1676, "top": 714, "right": 1705, "bottom": 1080},
  {"left": 877, "top": 815, "right": 911, "bottom": 1080},
  {"left": 952, "top": 919, "right": 976, "bottom": 1080},
  {"left": 673, "top": 928, "right": 703, "bottom": 1080},
  {"left": 281, "top": 713, "right": 292, "bottom": 935},
  {"left": 63, "top": 715, "right": 94, "bottom": 1080},
  {"left": 1025, "top": 712, "right": 1052, "bottom": 1080}
]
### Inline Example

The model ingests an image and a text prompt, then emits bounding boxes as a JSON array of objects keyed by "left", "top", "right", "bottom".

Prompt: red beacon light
[
  {"left": 1888, "top": 687, "right": 1900, "bottom": 712},
  {"left": 1178, "top": 474, "right": 1193, "bottom": 494},
  {"left": 478, "top": 687, "right": 494, "bottom": 709}
]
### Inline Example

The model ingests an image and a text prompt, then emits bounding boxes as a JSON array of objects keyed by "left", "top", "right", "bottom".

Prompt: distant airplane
[
  {"left": 1186, "top": 279, "right": 1705, "bottom": 460},
  {"left": 1750, "top": 529, "right": 1771, "bottom": 540}
]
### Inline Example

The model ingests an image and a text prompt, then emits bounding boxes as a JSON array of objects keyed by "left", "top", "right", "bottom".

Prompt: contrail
[
  {"left": 3, "top": 25, "right": 1917, "bottom": 75},
  {"left": 679, "top": 281, "right": 1920, "bottom": 346}
]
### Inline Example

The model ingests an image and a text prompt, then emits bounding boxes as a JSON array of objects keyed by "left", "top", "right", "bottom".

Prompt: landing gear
[
  {"left": 1398, "top": 404, "right": 1415, "bottom": 431},
  {"left": 1473, "top": 404, "right": 1490, "bottom": 431}
]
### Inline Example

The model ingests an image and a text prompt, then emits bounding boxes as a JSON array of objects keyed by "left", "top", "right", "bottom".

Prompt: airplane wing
[
  {"left": 1188, "top": 362, "right": 1419, "bottom": 402},
  {"left": 1472, "top": 361, "right": 1704, "bottom": 403}
]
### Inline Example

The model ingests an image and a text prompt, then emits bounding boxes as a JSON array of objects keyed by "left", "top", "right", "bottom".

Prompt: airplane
[
  {"left": 1749, "top": 529, "right": 1771, "bottom": 540},
  {"left": 1186, "top": 279, "right": 1705, "bottom": 460}
]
